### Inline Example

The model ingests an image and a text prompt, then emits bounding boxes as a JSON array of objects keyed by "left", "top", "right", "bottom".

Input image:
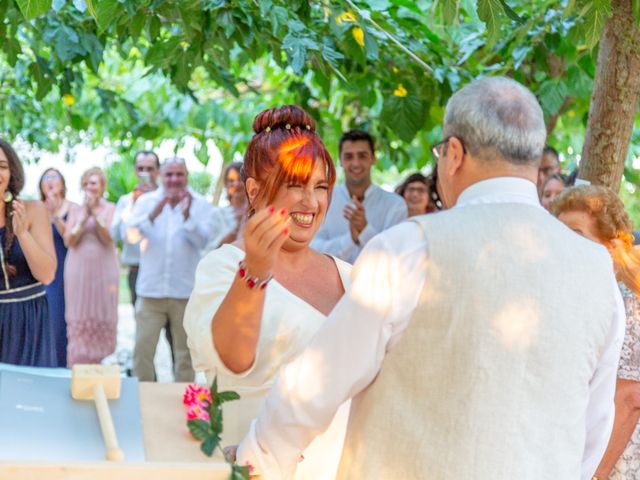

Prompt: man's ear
[
  {"left": 445, "top": 136, "right": 466, "bottom": 177},
  {"left": 245, "top": 177, "right": 259, "bottom": 205}
]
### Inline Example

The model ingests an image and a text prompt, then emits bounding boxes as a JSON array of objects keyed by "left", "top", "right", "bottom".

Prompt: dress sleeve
[
  {"left": 183, "top": 246, "right": 256, "bottom": 379},
  {"left": 618, "top": 288, "right": 640, "bottom": 381}
]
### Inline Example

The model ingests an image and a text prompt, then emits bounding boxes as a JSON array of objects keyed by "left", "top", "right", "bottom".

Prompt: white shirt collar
[{"left": 455, "top": 177, "right": 542, "bottom": 209}]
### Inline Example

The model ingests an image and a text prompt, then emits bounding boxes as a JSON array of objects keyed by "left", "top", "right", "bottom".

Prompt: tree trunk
[{"left": 578, "top": 0, "right": 640, "bottom": 191}]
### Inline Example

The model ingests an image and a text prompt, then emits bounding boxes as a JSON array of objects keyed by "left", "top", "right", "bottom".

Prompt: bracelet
[{"left": 238, "top": 260, "right": 273, "bottom": 290}]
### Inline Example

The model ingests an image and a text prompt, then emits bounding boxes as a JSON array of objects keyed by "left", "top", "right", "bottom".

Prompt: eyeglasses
[
  {"left": 136, "top": 166, "right": 156, "bottom": 173},
  {"left": 406, "top": 186, "right": 429, "bottom": 195},
  {"left": 42, "top": 173, "right": 61, "bottom": 181},
  {"left": 430, "top": 136, "right": 467, "bottom": 161}
]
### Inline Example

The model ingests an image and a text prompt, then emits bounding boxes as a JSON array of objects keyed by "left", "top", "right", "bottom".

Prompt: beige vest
[{"left": 337, "top": 203, "right": 616, "bottom": 480}]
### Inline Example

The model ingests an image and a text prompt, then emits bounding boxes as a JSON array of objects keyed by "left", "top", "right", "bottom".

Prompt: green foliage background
[{"left": 1, "top": 0, "right": 640, "bottom": 219}]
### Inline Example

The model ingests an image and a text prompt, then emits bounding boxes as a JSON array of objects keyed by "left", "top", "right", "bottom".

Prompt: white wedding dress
[{"left": 184, "top": 244, "right": 351, "bottom": 480}]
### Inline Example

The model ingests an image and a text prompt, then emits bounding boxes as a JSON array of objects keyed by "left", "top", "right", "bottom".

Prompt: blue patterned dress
[{"left": 0, "top": 226, "right": 56, "bottom": 366}]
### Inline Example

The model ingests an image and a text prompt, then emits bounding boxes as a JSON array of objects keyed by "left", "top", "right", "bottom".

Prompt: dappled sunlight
[
  {"left": 477, "top": 220, "right": 549, "bottom": 268},
  {"left": 279, "top": 347, "right": 328, "bottom": 404},
  {"left": 139, "top": 237, "right": 148, "bottom": 254},
  {"left": 491, "top": 299, "right": 540, "bottom": 350}
]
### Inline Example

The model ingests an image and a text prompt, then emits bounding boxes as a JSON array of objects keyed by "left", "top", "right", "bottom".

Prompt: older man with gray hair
[
  {"left": 127, "top": 157, "right": 213, "bottom": 382},
  {"left": 236, "top": 77, "right": 625, "bottom": 479}
]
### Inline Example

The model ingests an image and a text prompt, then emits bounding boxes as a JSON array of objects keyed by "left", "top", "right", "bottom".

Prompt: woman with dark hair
[
  {"left": 551, "top": 185, "right": 640, "bottom": 479},
  {"left": 64, "top": 166, "right": 118, "bottom": 366},
  {"left": 540, "top": 172, "right": 569, "bottom": 211},
  {"left": 204, "top": 161, "right": 249, "bottom": 252},
  {"left": 395, "top": 171, "right": 440, "bottom": 216},
  {"left": 184, "top": 105, "right": 350, "bottom": 479},
  {"left": 0, "top": 139, "right": 57, "bottom": 366},
  {"left": 39, "top": 168, "right": 77, "bottom": 367}
]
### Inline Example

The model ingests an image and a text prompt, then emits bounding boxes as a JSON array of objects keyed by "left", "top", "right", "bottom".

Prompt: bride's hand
[{"left": 243, "top": 206, "right": 291, "bottom": 278}]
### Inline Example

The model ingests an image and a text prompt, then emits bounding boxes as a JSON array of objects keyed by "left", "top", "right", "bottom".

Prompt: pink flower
[
  {"left": 186, "top": 403, "right": 210, "bottom": 422},
  {"left": 244, "top": 461, "right": 255, "bottom": 474},
  {"left": 183, "top": 384, "right": 211, "bottom": 407}
]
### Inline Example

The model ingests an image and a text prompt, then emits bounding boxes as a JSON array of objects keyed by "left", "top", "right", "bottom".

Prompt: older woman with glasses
[{"left": 395, "top": 172, "right": 441, "bottom": 216}]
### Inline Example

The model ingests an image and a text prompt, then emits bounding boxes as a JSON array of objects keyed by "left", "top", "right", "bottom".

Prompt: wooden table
[{"left": 0, "top": 382, "right": 232, "bottom": 480}]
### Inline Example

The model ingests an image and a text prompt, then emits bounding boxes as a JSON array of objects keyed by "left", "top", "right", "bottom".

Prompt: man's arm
[
  {"left": 237, "top": 222, "right": 428, "bottom": 478},
  {"left": 126, "top": 192, "right": 156, "bottom": 240},
  {"left": 581, "top": 276, "right": 626, "bottom": 479}
]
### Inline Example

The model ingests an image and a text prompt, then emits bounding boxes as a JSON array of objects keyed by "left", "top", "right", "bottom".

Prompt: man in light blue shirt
[
  {"left": 311, "top": 130, "right": 408, "bottom": 263},
  {"left": 127, "top": 157, "right": 213, "bottom": 382},
  {"left": 111, "top": 150, "right": 160, "bottom": 307}
]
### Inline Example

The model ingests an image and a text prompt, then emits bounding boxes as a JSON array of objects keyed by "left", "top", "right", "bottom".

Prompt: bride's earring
[{"left": 3, "top": 191, "right": 13, "bottom": 203}]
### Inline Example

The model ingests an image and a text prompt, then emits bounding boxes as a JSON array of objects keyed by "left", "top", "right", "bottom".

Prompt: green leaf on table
[
  {"left": 230, "top": 464, "right": 251, "bottom": 480},
  {"left": 217, "top": 391, "right": 241, "bottom": 403},
  {"left": 188, "top": 419, "right": 213, "bottom": 441},
  {"left": 200, "top": 435, "right": 220, "bottom": 457},
  {"left": 16, "top": 0, "right": 51, "bottom": 19}
]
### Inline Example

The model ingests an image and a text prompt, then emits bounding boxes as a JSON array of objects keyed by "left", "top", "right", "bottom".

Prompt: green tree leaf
[
  {"left": 15, "top": 0, "right": 51, "bottom": 19},
  {"left": 477, "top": 0, "right": 502, "bottom": 46},
  {"left": 86, "top": 0, "right": 121, "bottom": 34},
  {"left": 442, "top": 0, "right": 457, "bottom": 24},
  {"left": 381, "top": 94, "right": 427, "bottom": 143},
  {"left": 581, "top": 0, "right": 612, "bottom": 49}
]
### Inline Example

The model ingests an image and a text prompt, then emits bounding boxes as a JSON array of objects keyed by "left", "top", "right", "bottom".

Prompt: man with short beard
[{"left": 127, "top": 157, "right": 213, "bottom": 382}]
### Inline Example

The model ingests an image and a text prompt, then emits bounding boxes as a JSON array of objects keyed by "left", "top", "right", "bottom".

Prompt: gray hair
[
  {"left": 443, "top": 76, "right": 546, "bottom": 165},
  {"left": 161, "top": 156, "right": 187, "bottom": 168}
]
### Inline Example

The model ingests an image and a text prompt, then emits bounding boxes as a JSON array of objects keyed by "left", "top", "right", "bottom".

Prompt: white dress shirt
[
  {"left": 238, "top": 177, "right": 625, "bottom": 479},
  {"left": 111, "top": 191, "right": 141, "bottom": 266},
  {"left": 310, "top": 182, "right": 408, "bottom": 263},
  {"left": 127, "top": 188, "right": 214, "bottom": 299}
]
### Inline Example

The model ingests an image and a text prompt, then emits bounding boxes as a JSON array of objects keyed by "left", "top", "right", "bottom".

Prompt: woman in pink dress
[{"left": 64, "top": 167, "right": 119, "bottom": 366}]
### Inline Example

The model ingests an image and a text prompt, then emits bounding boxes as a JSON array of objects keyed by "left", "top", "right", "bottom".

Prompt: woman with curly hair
[
  {"left": 551, "top": 185, "right": 639, "bottom": 479},
  {"left": 0, "top": 139, "right": 57, "bottom": 366}
]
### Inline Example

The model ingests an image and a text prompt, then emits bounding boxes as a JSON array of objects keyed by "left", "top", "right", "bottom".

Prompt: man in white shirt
[
  {"left": 127, "top": 157, "right": 213, "bottom": 382},
  {"left": 310, "top": 130, "right": 407, "bottom": 263},
  {"left": 111, "top": 151, "right": 160, "bottom": 308},
  {"left": 237, "top": 77, "right": 625, "bottom": 479}
]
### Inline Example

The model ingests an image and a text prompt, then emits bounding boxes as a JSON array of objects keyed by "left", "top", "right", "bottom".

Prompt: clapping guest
[
  {"left": 205, "top": 161, "right": 249, "bottom": 253},
  {"left": 64, "top": 167, "right": 119, "bottom": 366},
  {"left": 0, "top": 139, "right": 57, "bottom": 366},
  {"left": 184, "top": 105, "right": 351, "bottom": 479},
  {"left": 551, "top": 185, "right": 640, "bottom": 479},
  {"left": 540, "top": 173, "right": 569, "bottom": 211},
  {"left": 127, "top": 157, "right": 213, "bottom": 382},
  {"left": 39, "top": 168, "right": 77, "bottom": 367},
  {"left": 395, "top": 172, "right": 441, "bottom": 216}
]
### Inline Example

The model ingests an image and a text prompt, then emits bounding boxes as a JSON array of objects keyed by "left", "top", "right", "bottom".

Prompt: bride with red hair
[{"left": 184, "top": 105, "right": 350, "bottom": 479}]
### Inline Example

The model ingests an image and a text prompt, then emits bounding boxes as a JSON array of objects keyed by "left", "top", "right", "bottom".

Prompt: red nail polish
[
  {"left": 280, "top": 208, "right": 287, "bottom": 216},
  {"left": 283, "top": 228, "right": 289, "bottom": 235},
  {"left": 268, "top": 206, "right": 275, "bottom": 214}
]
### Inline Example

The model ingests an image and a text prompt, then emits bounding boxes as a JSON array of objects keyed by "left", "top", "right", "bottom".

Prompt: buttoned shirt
[
  {"left": 238, "top": 177, "right": 625, "bottom": 479},
  {"left": 111, "top": 191, "right": 142, "bottom": 266},
  {"left": 310, "top": 182, "right": 408, "bottom": 263},
  {"left": 127, "top": 188, "right": 214, "bottom": 299}
]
